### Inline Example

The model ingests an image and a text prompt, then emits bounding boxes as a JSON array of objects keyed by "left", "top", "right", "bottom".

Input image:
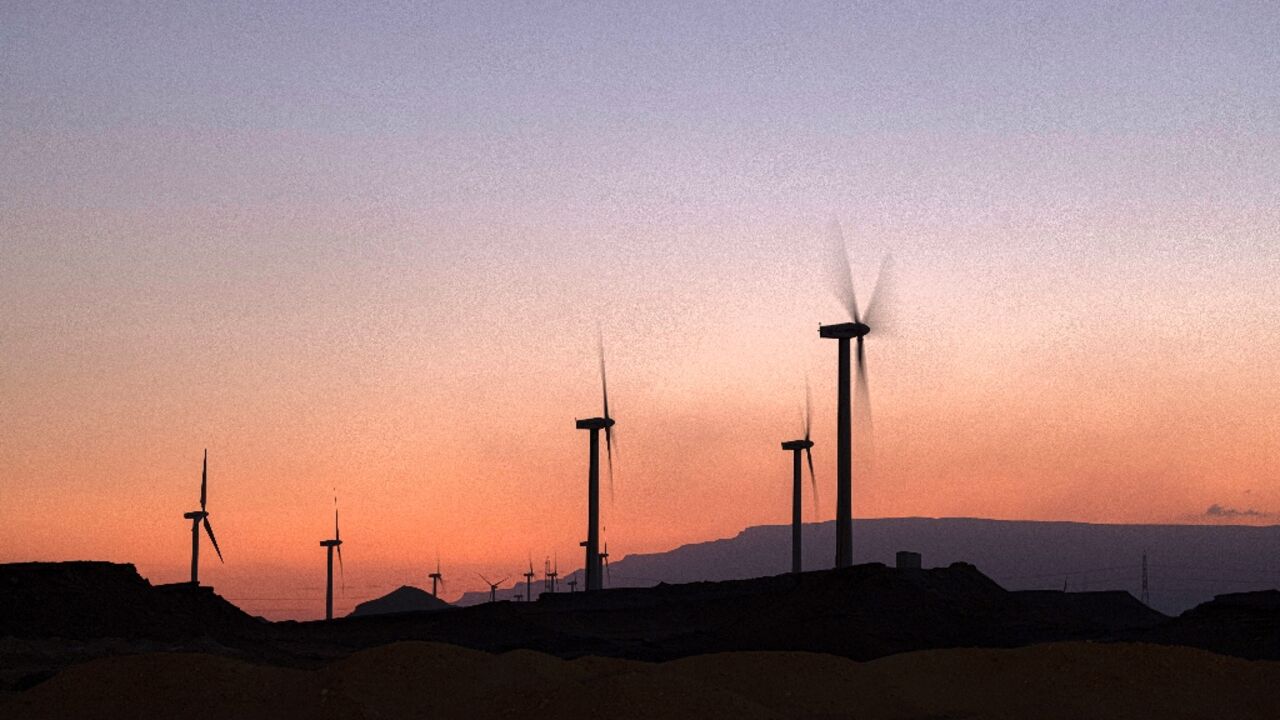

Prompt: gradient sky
[{"left": 2, "top": 1, "right": 1278, "bottom": 619}]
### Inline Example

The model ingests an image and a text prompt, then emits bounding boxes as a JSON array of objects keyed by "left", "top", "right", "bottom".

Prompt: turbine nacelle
[
  {"left": 183, "top": 510, "right": 208, "bottom": 521},
  {"left": 320, "top": 539, "right": 342, "bottom": 547},
  {"left": 781, "top": 439, "right": 814, "bottom": 451},
  {"left": 575, "top": 416, "right": 615, "bottom": 430},
  {"left": 819, "top": 321, "right": 870, "bottom": 339}
]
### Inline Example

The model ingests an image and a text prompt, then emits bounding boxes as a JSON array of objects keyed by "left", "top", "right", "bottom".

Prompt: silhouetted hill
[
  {"left": 306, "top": 562, "right": 1168, "bottom": 662},
  {"left": 11, "top": 556, "right": 1280, "bottom": 702},
  {"left": 460, "top": 518, "right": 1280, "bottom": 615},
  {"left": 1137, "top": 590, "right": 1280, "bottom": 660},
  {"left": 0, "top": 562, "right": 263, "bottom": 641},
  {"left": 348, "top": 585, "right": 450, "bottom": 617}
]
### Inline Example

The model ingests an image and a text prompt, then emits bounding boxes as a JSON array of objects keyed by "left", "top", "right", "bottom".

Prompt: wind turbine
[
  {"left": 479, "top": 574, "right": 508, "bottom": 603},
  {"left": 319, "top": 498, "right": 344, "bottom": 621},
  {"left": 182, "top": 449, "right": 223, "bottom": 585},
  {"left": 781, "top": 383, "right": 818, "bottom": 574},
  {"left": 575, "top": 335, "right": 615, "bottom": 592},
  {"left": 547, "top": 555, "right": 558, "bottom": 593},
  {"left": 523, "top": 559, "right": 536, "bottom": 602},
  {"left": 600, "top": 540, "right": 612, "bottom": 588},
  {"left": 820, "top": 219, "right": 892, "bottom": 568},
  {"left": 567, "top": 577, "right": 578, "bottom": 593},
  {"left": 429, "top": 556, "right": 444, "bottom": 599}
]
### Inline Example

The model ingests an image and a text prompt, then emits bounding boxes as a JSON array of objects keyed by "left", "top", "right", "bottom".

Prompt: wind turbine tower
[
  {"left": 182, "top": 449, "right": 224, "bottom": 585},
  {"left": 821, "top": 219, "right": 892, "bottom": 568},
  {"left": 576, "top": 337, "right": 615, "bottom": 592},
  {"left": 319, "top": 502, "right": 344, "bottom": 621},
  {"left": 781, "top": 386, "right": 817, "bottom": 574},
  {"left": 430, "top": 557, "right": 444, "bottom": 599},
  {"left": 523, "top": 560, "right": 536, "bottom": 602}
]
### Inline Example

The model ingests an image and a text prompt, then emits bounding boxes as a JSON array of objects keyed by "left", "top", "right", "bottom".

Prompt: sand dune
[{"left": 5, "top": 641, "right": 1278, "bottom": 719}]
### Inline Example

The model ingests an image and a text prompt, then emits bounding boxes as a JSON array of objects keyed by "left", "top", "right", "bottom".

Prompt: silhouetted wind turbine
[
  {"left": 479, "top": 574, "right": 508, "bottom": 603},
  {"left": 319, "top": 499, "right": 344, "bottom": 620},
  {"left": 575, "top": 335, "right": 616, "bottom": 592},
  {"left": 820, "top": 219, "right": 892, "bottom": 568},
  {"left": 600, "top": 540, "right": 612, "bottom": 588},
  {"left": 781, "top": 383, "right": 818, "bottom": 574},
  {"left": 182, "top": 449, "right": 223, "bottom": 585},
  {"left": 523, "top": 558, "right": 536, "bottom": 602},
  {"left": 429, "top": 556, "right": 444, "bottom": 598},
  {"left": 547, "top": 555, "right": 558, "bottom": 593},
  {"left": 567, "top": 577, "right": 578, "bottom": 593}
]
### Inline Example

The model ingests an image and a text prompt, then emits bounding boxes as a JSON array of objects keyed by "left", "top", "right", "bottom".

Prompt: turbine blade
[
  {"left": 337, "top": 544, "right": 345, "bottom": 594},
  {"left": 599, "top": 331, "right": 610, "bottom": 421},
  {"left": 804, "top": 376, "right": 813, "bottom": 441},
  {"left": 855, "top": 336, "right": 877, "bottom": 476},
  {"left": 203, "top": 518, "right": 223, "bottom": 563},
  {"left": 605, "top": 426, "right": 615, "bottom": 502},
  {"left": 200, "top": 449, "right": 208, "bottom": 510},
  {"left": 335, "top": 507, "right": 340, "bottom": 542},
  {"left": 862, "top": 254, "right": 896, "bottom": 333},
  {"left": 806, "top": 446, "right": 818, "bottom": 517},
  {"left": 825, "top": 218, "right": 860, "bottom": 323},
  {"left": 478, "top": 573, "right": 490, "bottom": 585}
]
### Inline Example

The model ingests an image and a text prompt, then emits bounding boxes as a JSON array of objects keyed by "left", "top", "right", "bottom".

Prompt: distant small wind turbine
[
  {"left": 567, "top": 577, "right": 578, "bottom": 593},
  {"left": 319, "top": 498, "right": 344, "bottom": 621},
  {"left": 182, "top": 449, "right": 224, "bottom": 585},
  {"left": 479, "top": 574, "right": 508, "bottom": 603},
  {"left": 575, "top": 334, "right": 616, "bottom": 592},
  {"left": 600, "top": 540, "right": 612, "bottom": 588},
  {"left": 547, "top": 555, "right": 559, "bottom": 593},
  {"left": 781, "top": 382, "right": 818, "bottom": 574},
  {"left": 820, "top": 219, "right": 893, "bottom": 568},
  {"left": 523, "top": 559, "right": 537, "bottom": 602},
  {"left": 429, "top": 556, "right": 444, "bottom": 598}
]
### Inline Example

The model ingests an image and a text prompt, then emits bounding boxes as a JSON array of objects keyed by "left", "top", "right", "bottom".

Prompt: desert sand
[{"left": 4, "top": 640, "right": 1277, "bottom": 719}]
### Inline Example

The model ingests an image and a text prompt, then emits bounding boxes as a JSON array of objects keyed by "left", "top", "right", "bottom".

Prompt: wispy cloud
[{"left": 1205, "top": 504, "right": 1273, "bottom": 519}]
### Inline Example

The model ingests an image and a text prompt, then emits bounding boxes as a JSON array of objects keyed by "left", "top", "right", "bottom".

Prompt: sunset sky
[{"left": 2, "top": 2, "right": 1278, "bottom": 619}]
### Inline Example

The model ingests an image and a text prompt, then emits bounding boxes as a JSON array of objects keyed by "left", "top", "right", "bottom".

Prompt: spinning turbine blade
[
  {"left": 203, "top": 518, "right": 223, "bottom": 563},
  {"left": 806, "top": 446, "right": 818, "bottom": 516},
  {"left": 854, "top": 336, "right": 876, "bottom": 472},
  {"left": 337, "top": 544, "right": 345, "bottom": 594},
  {"left": 599, "top": 333, "right": 609, "bottom": 422},
  {"left": 605, "top": 426, "right": 615, "bottom": 502},
  {"left": 335, "top": 507, "right": 340, "bottom": 542},
  {"left": 825, "top": 218, "right": 860, "bottom": 323},
  {"left": 804, "top": 377, "right": 813, "bottom": 441},
  {"left": 200, "top": 449, "right": 208, "bottom": 510},
  {"left": 862, "top": 254, "right": 897, "bottom": 333},
  {"left": 600, "top": 335, "right": 615, "bottom": 500}
]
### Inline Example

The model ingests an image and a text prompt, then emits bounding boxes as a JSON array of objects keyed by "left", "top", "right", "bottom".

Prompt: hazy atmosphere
[{"left": 3, "top": 1, "right": 1278, "bottom": 619}]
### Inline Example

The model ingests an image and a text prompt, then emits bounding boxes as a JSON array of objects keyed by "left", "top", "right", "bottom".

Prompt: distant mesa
[{"left": 349, "top": 585, "right": 451, "bottom": 618}]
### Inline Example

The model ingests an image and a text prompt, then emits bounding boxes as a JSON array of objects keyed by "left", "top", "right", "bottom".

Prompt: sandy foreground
[{"left": 2, "top": 641, "right": 1277, "bottom": 719}]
